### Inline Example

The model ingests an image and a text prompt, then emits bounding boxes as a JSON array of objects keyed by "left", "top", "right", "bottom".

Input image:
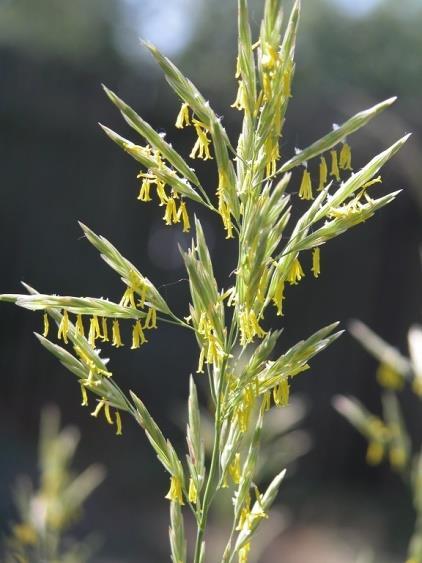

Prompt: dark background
[{"left": 0, "top": 0, "right": 421, "bottom": 561}]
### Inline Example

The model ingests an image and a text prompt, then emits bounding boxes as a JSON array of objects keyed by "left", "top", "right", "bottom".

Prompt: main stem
[
  {"left": 193, "top": 351, "right": 231, "bottom": 563},
  {"left": 192, "top": 174, "right": 244, "bottom": 562}
]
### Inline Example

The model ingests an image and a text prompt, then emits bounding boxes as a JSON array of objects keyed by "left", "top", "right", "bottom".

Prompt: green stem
[{"left": 193, "top": 353, "right": 230, "bottom": 563}]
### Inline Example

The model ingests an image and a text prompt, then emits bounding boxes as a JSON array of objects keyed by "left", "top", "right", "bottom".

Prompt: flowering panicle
[{"left": 0, "top": 1, "right": 408, "bottom": 561}]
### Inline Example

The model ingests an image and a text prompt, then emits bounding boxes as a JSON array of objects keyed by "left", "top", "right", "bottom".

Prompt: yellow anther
[
  {"left": 115, "top": 410, "right": 123, "bottom": 436},
  {"left": 298, "top": 169, "right": 314, "bottom": 200},
  {"left": 144, "top": 307, "right": 157, "bottom": 329},
  {"left": 131, "top": 319, "right": 147, "bottom": 349},
  {"left": 231, "top": 80, "right": 248, "bottom": 111},
  {"left": 287, "top": 258, "right": 305, "bottom": 285},
  {"left": 165, "top": 476, "right": 184, "bottom": 505},
  {"left": 57, "top": 310, "right": 69, "bottom": 344},
  {"left": 228, "top": 453, "right": 241, "bottom": 484},
  {"left": 175, "top": 102, "right": 191, "bottom": 129},
  {"left": 196, "top": 347, "right": 205, "bottom": 374},
  {"left": 177, "top": 200, "right": 190, "bottom": 232},
  {"left": 91, "top": 399, "right": 105, "bottom": 418},
  {"left": 339, "top": 142, "right": 353, "bottom": 170},
  {"left": 330, "top": 149, "right": 340, "bottom": 181},
  {"left": 104, "top": 401, "right": 114, "bottom": 425},
  {"left": 190, "top": 120, "right": 213, "bottom": 160},
  {"left": 42, "top": 312, "right": 49, "bottom": 337},
  {"left": 75, "top": 314, "right": 85, "bottom": 337},
  {"left": 164, "top": 197, "right": 178, "bottom": 225},
  {"left": 188, "top": 478, "right": 198, "bottom": 503},
  {"left": 101, "top": 317, "right": 109, "bottom": 342},
  {"left": 137, "top": 177, "right": 153, "bottom": 202},
  {"left": 80, "top": 383, "right": 89, "bottom": 406},
  {"left": 311, "top": 247, "right": 321, "bottom": 278},
  {"left": 318, "top": 156, "right": 328, "bottom": 191},
  {"left": 112, "top": 319, "right": 123, "bottom": 348}
]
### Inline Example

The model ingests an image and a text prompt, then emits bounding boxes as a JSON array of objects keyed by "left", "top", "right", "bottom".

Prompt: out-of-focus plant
[
  {"left": 4, "top": 406, "right": 105, "bottom": 563},
  {"left": 334, "top": 318, "right": 422, "bottom": 563},
  {"left": 0, "top": 0, "right": 408, "bottom": 560}
]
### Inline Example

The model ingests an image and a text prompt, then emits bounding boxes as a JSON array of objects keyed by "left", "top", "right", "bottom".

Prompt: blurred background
[{"left": 0, "top": 0, "right": 421, "bottom": 561}]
